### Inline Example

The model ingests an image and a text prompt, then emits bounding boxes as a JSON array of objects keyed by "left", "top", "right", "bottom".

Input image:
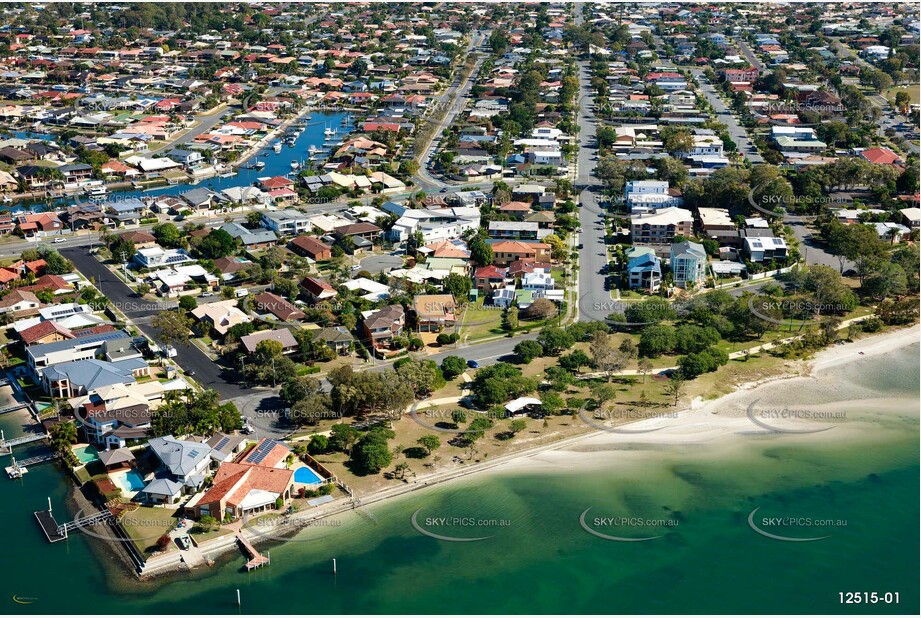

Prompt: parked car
[
  {"left": 175, "top": 536, "right": 190, "bottom": 550},
  {"left": 467, "top": 360, "right": 480, "bottom": 369}
]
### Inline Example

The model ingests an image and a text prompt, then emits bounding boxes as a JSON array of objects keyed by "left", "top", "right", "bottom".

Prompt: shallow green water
[{"left": 2, "top": 343, "right": 918, "bottom": 614}]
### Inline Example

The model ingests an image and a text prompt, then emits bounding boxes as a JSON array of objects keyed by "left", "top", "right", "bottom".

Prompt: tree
[
  {"left": 307, "top": 434, "right": 329, "bottom": 455},
  {"left": 526, "top": 298, "right": 558, "bottom": 321},
  {"left": 417, "top": 434, "right": 440, "bottom": 456},
  {"left": 590, "top": 331, "right": 629, "bottom": 381},
  {"left": 152, "top": 310, "right": 192, "bottom": 348},
  {"left": 502, "top": 306, "right": 519, "bottom": 331},
  {"left": 41, "top": 250, "right": 73, "bottom": 275},
  {"left": 443, "top": 273, "right": 471, "bottom": 300},
  {"left": 329, "top": 424, "right": 360, "bottom": 454},
  {"left": 536, "top": 327, "right": 574, "bottom": 356},
  {"left": 542, "top": 233, "right": 568, "bottom": 261},
  {"left": 591, "top": 382, "right": 618, "bottom": 406},
  {"left": 178, "top": 295, "right": 198, "bottom": 311},
  {"left": 559, "top": 349, "right": 591, "bottom": 371},
  {"left": 441, "top": 356, "right": 467, "bottom": 380},
  {"left": 894, "top": 90, "right": 911, "bottom": 114},
  {"left": 49, "top": 421, "right": 78, "bottom": 467},
  {"left": 198, "top": 228, "right": 238, "bottom": 259},
  {"left": 639, "top": 325, "right": 676, "bottom": 358},
  {"left": 514, "top": 340, "right": 544, "bottom": 363},
  {"left": 469, "top": 236, "right": 493, "bottom": 266},
  {"left": 664, "top": 374, "right": 686, "bottom": 406},
  {"left": 152, "top": 223, "right": 182, "bottom": 248},
  {"left": 508, "top": 419, "right": 527, "bottom": 434},
  {"left": 638, "top": 358, "right": 654, "bottom": 383},
  {"left": 246, "top": 211, "right": 264, "bottom": 228},
  {"left": 350, "top": 429, "right": 393, "bottom": 474}
]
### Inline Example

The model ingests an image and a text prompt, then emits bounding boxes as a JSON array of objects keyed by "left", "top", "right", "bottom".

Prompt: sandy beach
[{"left": 490, "top": 326, "right": 920, "bottom": 474}]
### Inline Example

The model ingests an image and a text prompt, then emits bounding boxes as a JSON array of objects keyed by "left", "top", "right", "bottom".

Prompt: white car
[{"left": 53, "top": 237, "right": 66, "bottom": 243}]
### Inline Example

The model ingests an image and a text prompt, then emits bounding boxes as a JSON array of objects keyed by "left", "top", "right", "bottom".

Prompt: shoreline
[{"left": 79, "top": 325, "right": 920, "bottom": 580}]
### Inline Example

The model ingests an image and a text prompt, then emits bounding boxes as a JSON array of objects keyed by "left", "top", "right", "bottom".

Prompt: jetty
[
  {"left": 236, "top": 535, "right": 270, "bottom": 571},
  {"left": 34, "top": 499, "right": 114, "bottom": 543},
  {"left": 6, "top": 452, "right": 61, "bottom": 478},
  {"left": 0, "top": 432, "right": 49, "bottom": 455}
]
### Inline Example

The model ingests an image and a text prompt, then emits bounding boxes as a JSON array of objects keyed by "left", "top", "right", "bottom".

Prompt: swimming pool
[
  {"left": 294, "top": 466, "right": 324, "bottom": 485},
  {"left": 72, "top": 445, "right": 99, "bottom": 464},
  {"left": 111, "top": 469, "right": 147, "bottom": 494}
]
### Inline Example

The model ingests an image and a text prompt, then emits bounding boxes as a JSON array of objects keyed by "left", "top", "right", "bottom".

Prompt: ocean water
[{"left": 2, "top": 343, "right": 917, "bottom": 614}]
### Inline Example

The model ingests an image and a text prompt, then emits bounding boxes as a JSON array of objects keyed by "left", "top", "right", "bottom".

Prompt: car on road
[
  {"left": 200, "top": 292, "right": 213, "bottom": 298},
  {"left": 186, "top": 371, "right": 195, "bottom": 377},
  {"left": 53, "top": 237, "right": 66, "bottom": 243},
  {"left": 467, "top": 360, "right": 479, "bottom": 369}
]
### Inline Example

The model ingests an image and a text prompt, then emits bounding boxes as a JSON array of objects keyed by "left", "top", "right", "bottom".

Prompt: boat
[
  {"left": 247, "top": 160, "right": 266, "bottom": 170},
  {"left": 84, "top": 186, "right": 107, "bottom": 202},
  {"left": 273, "top": 142, "right": 282, "bottom": 154},
  {"left": 290, "top": 160, "right": 300, "bottom": 171},
  {"left": 324, "top": 127, "right": 335, "bottom": 137}
]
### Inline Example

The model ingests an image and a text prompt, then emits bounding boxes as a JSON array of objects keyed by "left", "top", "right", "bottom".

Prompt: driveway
[{"left": 63, "top": 247, "right": 251, "bottom": 400}]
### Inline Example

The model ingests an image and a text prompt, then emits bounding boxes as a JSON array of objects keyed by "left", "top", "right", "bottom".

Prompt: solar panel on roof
[
  {"left": 215, "top": 437, "right": 230, "bottom": 451},
  {"left": 247, "top": 439, "right": 277, "bottom": 464},
  {"left": 188, "top": 449, "right": 200, "bottom": 458}
]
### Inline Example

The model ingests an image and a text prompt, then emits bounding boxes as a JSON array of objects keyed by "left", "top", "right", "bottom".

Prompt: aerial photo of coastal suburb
[{"left": 0, "top": 1, "right": 917, "bottom": 616}]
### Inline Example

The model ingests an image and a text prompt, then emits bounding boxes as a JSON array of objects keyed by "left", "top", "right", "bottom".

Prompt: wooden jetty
[
  {"left": 236, "top": 535, "right": 270, "bottom": 571},
  {"left": 34, "top": 499, "right": 114, "bottom": 543}
]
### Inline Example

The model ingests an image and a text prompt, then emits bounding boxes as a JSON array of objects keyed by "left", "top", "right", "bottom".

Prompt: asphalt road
[
  {"left": 415, "top": 31, "right": 488, "bottom": 192},
  {"left": 62, "top": 247, "right": 251, "bottom": 399},
  {"left": 575, "top": 60, "right": 613, "bottom": 322},
  {"left": 691, "top": 68, "right": 765, "bottom": 164}
]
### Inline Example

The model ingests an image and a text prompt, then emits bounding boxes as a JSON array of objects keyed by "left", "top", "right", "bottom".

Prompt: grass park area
[{"left": 884, "top": 84, "right": 920, "bottom": 105}]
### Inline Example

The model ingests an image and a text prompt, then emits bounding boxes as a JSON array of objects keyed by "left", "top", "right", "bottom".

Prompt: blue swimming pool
[
  {"left": 294, "top": 466, "right": 324, "bottom": 484},
  {"left": 112, "top": 469, "right": 147, "bottom": 493}
]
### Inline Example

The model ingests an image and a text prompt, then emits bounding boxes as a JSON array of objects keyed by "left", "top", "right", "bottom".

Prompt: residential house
[
  {"left": 252, "top": 292, "right": 306, "bottom": 322},
  {"left": 191, "top": 300, "right": 252, "bottom": 337},
  {"left": 625, "top": 247, "right": 662, "bottom": 292},
  {"left": 299, "top": 276, "right": 337, "bottom": 303},
  {"left": 412, "top": 294, "right": 456, "bottom": 333},
  {"left": 631, "top": 208, "right": 694, "bottom": 245},
  {"left": 670, "top": 240, "right": 708, "bottom": 288},
  {"left": 288, "top": 235, "right": 331, "bottom": 261},
  {"left": 239, "top": 328, "right": 299, "bottom": 355},
  {"left": 361, "top": 304, "right": 405, "bottom": 350},
  {"left": 313, "top": 327, "right": 354, "bottom": 355},
  {"left": 491, "top": 241, "right": 552, "bottom": 266}
]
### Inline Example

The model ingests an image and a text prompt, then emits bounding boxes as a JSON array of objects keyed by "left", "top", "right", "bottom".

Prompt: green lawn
[
  {"left": 458, "top": 301, "right": 506, "bottom": 341},
  {"left": 120, "top": 506, "right": 179, "bottom": 556}
]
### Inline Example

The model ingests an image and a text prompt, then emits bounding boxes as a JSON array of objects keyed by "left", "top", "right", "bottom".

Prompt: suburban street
[
  {"left": 413, "top": 30, "right": 488, "bottom": 192},
  {"left": 575, "top": 59, "right": 613, "bottom": 322},
  {"left": 690, "top": 68, "right": 765, "bottom": 164},
  {"left": 61, "top": 247, "right": 250, "bottom": 399}
]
